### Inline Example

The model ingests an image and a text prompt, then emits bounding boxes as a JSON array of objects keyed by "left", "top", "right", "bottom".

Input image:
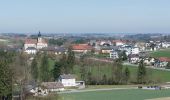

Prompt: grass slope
[{"left": 73, "top": 65, "right": 170, "bottom": 83}]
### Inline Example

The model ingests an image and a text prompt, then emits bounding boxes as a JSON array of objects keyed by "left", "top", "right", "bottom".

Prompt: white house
[
  {"left": 109, "top": 50, "right": 119, "bottom": 59},
  {"left": 128, "top": 54, "right": 139, "bottom": 64},
  {"left": 58, "top": 74, "right": 76, "bottom": 87},
  {"left": 99, "top": 40, "right": 112, "bottom": 46},
  {"left": 112, "top": 40, "right": 126, "bottom": 46},
  {"left": 120, "top": 45, "right": 140, "bottom": 56},
  {"left": 162, "top": 42, "right": 170, "bottom": 48},
  {"left": 143, "top": 57, "right": 155, "bottom": 66},
  {"left": 131, "top": 47, "right": 140, "bottom": 54}
]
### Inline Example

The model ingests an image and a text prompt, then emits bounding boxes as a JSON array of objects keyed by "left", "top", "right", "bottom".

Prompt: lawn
[
  {"left": 150, "top": 49, "right": 170, "bottom": 58},
  {"left": 60, "top": 89, "right": 170, "bottom": 100}
]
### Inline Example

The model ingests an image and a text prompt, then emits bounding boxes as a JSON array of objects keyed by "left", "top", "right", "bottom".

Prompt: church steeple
[
  {"left": 37, "top": 31, "right": 42, "bottom": 43},
  {"left": 38, "top": 31, "right": 41, "bottom": 37}
]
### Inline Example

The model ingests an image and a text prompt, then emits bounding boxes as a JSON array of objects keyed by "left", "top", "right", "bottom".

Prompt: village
[
  {"left": 17, "top": 32, "right": 170, "bottom": 98},
  {"left": 1, "top": 0, "right": 170, "bottom": 100}
]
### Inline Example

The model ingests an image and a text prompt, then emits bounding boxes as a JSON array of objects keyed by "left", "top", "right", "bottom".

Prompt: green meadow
[
  {"left": 60, "top": 89, "right": 170, "bottom": 100},
  {"left": 150, "top": 49, "right": 170, "bottom": 58}
]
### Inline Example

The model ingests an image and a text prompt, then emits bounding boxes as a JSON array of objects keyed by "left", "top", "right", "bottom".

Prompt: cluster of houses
[
  {"left": 145, "top": 41, "right": 170, "bottom": 51},
  {"left": 71, "top": 40, "right": 170, "bottom": 68},
  {"left": 23, "top": 33, "right": 170, "bottom": 68},
  {"left": 27, "top": 74, "right": 84, "bottom": 96}
]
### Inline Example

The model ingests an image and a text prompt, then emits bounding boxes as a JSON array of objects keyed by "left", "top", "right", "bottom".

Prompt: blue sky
[{"left": 0, "top": 0, "right": 170, "bottom": 33}]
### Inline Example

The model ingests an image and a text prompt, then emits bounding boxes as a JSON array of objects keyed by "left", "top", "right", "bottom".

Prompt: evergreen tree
[
  {"left": 122, "top": 50, "right": 128, "bottom": 61},
  {"left": 31, "top": 57, "right": 38, "bottom": 82},
  {"left": 102, "top": 74, "right": 107, "bottom": 85},
  {"left": 123, "top": 67, "right": 130, "bottom": 84},
  {"left": 87, "top": 72, "right": 92, "bottom": 85},
  {"left": 137, "top": 59, "right": 146, "bottom": 84},
  {"left": 166, "top": 62, "right": 170, "bottom": 69},
  {"left": 40, "top": 53, "right": 50, "bottom": 82},
  {"left": 53, "top": 61, "right": 62, "bottom": 80},
  {"left": 0, "top": 51, "right": 14, "bottom": 100},
  {"left": 66, "top": 46, "right": 75, "bottom": 73}
]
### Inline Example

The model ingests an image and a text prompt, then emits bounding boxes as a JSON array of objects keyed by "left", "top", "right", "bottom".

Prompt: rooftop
[
  {"left": 60, "top": 74, "right": 75, "bottom": 79},
  {"left": 41, "top": 82, "right": 64, "bottom": 89},
  {"left": 72, "top": 44, "right": 92, "bottom": 50}
]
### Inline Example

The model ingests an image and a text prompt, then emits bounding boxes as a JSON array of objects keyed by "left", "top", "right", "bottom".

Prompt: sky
[{"left": 0, "top": 0, "right": 170, "bottom": 33}]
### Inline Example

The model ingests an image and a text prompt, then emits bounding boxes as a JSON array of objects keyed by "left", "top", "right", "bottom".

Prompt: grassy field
[
  {"left": 60, "top": 89, "right": 170, "bottom": 100},
  {"left": 73, "top": 65, "right": 170, "bottom": 83},
  {"left": 150, "top": 49, "right": 170, "bottom": 58},
  {"left": 48, "top": 55, "right": 170, "bottom": 83}
]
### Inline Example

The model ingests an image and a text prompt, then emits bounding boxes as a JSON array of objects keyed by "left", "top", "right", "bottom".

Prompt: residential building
[
  {"left": 40, "top": 47, "right": 67, "bottom": 55},
  {"left": 120, "top": 45, "right": 139, "bottom": 56},
  {"left": 100, "top": 46, "right": 119, "bottom": 54},
  {"left": 96, "top": 40, "right": 112, "bottom": 46},
  {"left": 128, "top": 54, "right": 139, "bottom": 64},
  {"left": 72, "top": 44, "right": 92, "bottom": 53},
  {"left": 112, "top": 40, "right": 126, "bottom": 46},
  {"left": 109, "top": 50, "right": 119, "bottom": 59},
  {"left": 162, "top": 42, "right": 170, "bottom": 48},
  {"left": 58, "top": 74, "right": 76, "bottom": 87},
  {"left": 154, "top": 57, "right": 170, "bottom": 68}
]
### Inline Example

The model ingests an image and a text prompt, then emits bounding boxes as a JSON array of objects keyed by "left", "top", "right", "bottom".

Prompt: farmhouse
[{"left": 58, "top": 74, "right": 76, "bottom": 87}]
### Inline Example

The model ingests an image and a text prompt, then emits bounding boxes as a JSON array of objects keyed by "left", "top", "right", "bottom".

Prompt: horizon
[{"left": 0, "top": 0, "right": 170, "bottom": 33}]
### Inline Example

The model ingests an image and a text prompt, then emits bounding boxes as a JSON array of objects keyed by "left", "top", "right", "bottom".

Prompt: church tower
[{"left": 37, "top": 31, "right": 42, "bottom": 43}]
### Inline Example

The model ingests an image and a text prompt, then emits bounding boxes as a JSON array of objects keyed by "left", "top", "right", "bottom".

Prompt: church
[{"left": 24, "top": 32, "right": 48, "bottom": 54}]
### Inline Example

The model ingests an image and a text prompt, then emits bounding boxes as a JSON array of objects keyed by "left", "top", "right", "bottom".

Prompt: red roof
[
  {"left": 72, "top": 44, "right": 92, "bottom": 50},
  {"left": 25, "top": 39, "right": 47, "bottom": 44},
  {"left": 25, "top": 39, "right": 37, "bottom": 44},
  {"left": 159, "top": 57, "right": 170, "bottom": 62},
  {"left": 112, "top": 40, "right": 126, "bottom": 43}
]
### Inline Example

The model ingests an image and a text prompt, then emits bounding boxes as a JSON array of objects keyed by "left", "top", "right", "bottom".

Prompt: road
[
  {"left": 58, "top": 87, "right": 137, "bottom": 94},
  {"left": 123, "top": 62, "right": 170, "bottom": 71}
]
